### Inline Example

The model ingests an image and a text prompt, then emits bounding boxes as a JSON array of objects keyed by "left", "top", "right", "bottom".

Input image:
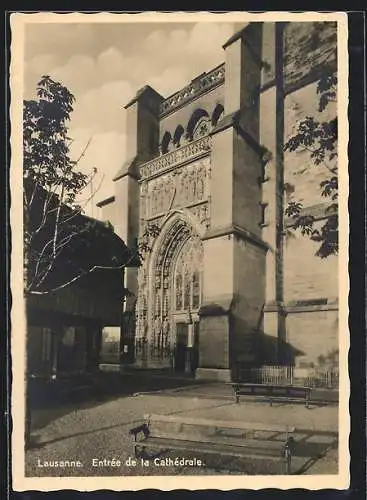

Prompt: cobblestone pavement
[{"left": 25, "top": 392, "right": 339, "bottom": 478}]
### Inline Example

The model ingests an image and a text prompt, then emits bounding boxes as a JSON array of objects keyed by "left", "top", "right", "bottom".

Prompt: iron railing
[{"left": 238, "top": 364, "right": 339, "bottom": 389}]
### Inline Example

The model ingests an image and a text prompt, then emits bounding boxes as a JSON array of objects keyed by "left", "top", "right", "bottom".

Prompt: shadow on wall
[
  {"left": 258, "top": 332, "right": 305, "bottom": 366},
  {"left": 234, "top": 330, "right": 305, "bottom": 367}
]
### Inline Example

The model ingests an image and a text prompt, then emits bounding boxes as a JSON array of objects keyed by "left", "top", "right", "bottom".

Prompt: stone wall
[
  {"left": 259, "top": 21, "right": 339, "bottom": 368},
  {"left": 286, "top": 308, "right": 338, "bottom": 368},
  {"left": 284, "top": 80, "right": 337, "bottom": 207},
  {"left": 232, "top": 235, "right": 266, "bottom": 366},
  {"left": 232, "top": 131, "right": 263, "bottom": 237},
  {"left": 281, "top": 63, "right": 338, "bottom": 365},
  {"left": 284, "top": 21, "right": 337, "bottom": 92},
  {"left": 283, "top": 221, "right": 338, "bottom": 303},
  {"left": 99, "top": 201, "right": 116, "bottom": 228},
  {"left": 199, "top": 315, "right": 229, "bottom": 369}
]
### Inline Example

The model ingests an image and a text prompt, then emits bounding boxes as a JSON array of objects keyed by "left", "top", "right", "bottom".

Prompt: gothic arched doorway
[{"left": 148, "top": 217, "right": 203, "bottom": 371}]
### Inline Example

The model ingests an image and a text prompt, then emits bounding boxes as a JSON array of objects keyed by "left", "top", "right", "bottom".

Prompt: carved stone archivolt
[{"left": 134, "top": 217, "right": 203, "bottom": 360}]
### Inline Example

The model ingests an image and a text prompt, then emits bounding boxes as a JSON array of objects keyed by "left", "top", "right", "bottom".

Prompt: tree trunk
[{"left": 24, "top": 207, "right": 32, "bottom": 448}]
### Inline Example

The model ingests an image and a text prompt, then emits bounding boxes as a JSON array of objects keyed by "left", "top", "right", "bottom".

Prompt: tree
[
  {"left": 283, "top": 74, "right": 338, "bottom": 258},
  {"left": 23, "top": 76, "right": 159, "bottom": 295},
  {"left": 24, "top": 75, "right": 103, "bottom": 294}
]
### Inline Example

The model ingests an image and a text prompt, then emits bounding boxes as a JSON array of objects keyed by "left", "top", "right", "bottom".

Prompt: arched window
[
  {"left": 186, "top": 109, "right": 210, "bottom": 142},
  {"left": 173, "top": 237, "right": 203, "bottom": 313},
  {"left": 173, "top": 125, "right": 184, "bottom": 148},
  {"left": 161, "top": 131, "right": 172, "bottom": 154},
  {"left": 212, "top": 103, "right": 224, "bottom": 126},
  {"left": 183, "top": 268, "right": 191, "bottom": 310}
]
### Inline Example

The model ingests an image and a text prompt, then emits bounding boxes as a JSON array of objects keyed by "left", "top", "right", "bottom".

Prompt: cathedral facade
[{"left": 97, "top": 21, "right": 339, "bottom": 381}]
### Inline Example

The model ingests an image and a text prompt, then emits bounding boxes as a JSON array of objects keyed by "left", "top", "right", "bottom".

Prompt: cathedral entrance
[{"left": 135, "top": 216, "right": 203, "bottom": 371}]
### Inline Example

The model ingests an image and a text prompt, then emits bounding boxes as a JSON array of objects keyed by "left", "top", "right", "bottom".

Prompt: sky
[{"left": 24, "top": 20, "right": 238, "bottom": 215}]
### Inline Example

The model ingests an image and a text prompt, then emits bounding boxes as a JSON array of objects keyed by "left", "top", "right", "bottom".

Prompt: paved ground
[{"left": 25, "top": 378, "right": 339, "bottom": 478}]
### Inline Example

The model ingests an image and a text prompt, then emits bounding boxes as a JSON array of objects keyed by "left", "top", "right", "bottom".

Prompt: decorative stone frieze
[
  {"left": 139, "top": 135, "right": 211, "bottom": 180},
  {"left": 141, "top": 156, "right": 210, "bottom": 220}
]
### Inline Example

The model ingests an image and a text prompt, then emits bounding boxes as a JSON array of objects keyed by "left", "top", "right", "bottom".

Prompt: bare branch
[
  {"left": 52, "top": 186, "right": 64, "bottom": 257},
  {"left": 31, "top": 238, "right": 54, "bottom": 286},
  {"left": 59, "top": 173, "right": 105, "bottom": 225},
  {"left": 29, "top": 181, "right": 64, "bottom": 239},
  {"left": 29, "top": 251, "right": 137, "bottom": 295},
  {"left": 28, "top": 178, "right": 40, "bottom": 208},
  {"left": 74, "top": 137, "right": 93, "bottom": 166},
  {"left": 31, "top": 228, "right": 77, "bottom": 283},
  {"left": 77, "top": 172, "right": 105, "bottom": 206},
  {"left": 32, "top": 187, "right": 66, "bottom": 289}
]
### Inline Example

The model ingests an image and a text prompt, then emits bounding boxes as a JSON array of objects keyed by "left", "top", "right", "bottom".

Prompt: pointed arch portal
[{"left": 135, "top": 216, "right": 203, "bottom": 370}]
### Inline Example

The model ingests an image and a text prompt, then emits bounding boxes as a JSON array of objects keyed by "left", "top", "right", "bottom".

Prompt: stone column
[
  {"left": 196, "top": 23, "right": 267, "bottom": 382},
  {"left": 186, "top": 322, "right": 194, "bottom": 373},
  {"left": 113, "top": 86, "right": 163, "bottom": 363}
]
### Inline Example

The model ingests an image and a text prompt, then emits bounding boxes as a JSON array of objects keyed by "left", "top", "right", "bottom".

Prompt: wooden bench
[
  {"left": 230, "top": 383, "right": 312, "bottom": 408},
  {"left": 129, "top": 414, "right": 296, "bottom": 474}
]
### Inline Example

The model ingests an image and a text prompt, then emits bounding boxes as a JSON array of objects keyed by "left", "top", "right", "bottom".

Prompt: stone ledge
[
  {"left": 263, "top": 301, "right": 287, "bottom": 315},
  {"left": 264, "top": 299, "right": 339, "bottom": 314},
  {"left": 113, "top": 156, "right": 140, "bottom": 182},
  {"left": 286, "top": 303, "right": 339, "bottom": 314},
  {"left": 284, "top": 202, "right": 337, "bottom": 227},
  {"left": 198, "top": 297, "right": 235, "bottom": 317},
  {"left": 210, "top": 109, "right": 268, "bottom": 159},
  {"left": 202, "top": 224, "right": 269, "bottom": 252},
  {"left": 96, "top": 195, "right": 115, "bottom": 208}
]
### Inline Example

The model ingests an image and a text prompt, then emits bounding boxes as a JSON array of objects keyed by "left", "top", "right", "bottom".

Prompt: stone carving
[
  {"left": 139, "top": 135, "right": 211, "bottom": 180},
  {"left": 143, "top": 157, "right": 209, "bottom": 219},
  {"left": 187, "top": 203, "right": 210, "bottom": 228},
  {"left": 193, "top": 117, "right": 211, "bottom": 141},
  {"left": 162, "top": 316, "right": 170, "bottom": 349},
  {"left": 159, "top": 64, "right": 225, "bottom": 116},
  {"left": 137, "top": 265, "right": 146, "bottom": 287},
  {"left": 135, "top": 289, "right": 148, "bottom": 340},
  {"left": 150, "top": 225, "right": 203, "bottom": 352}
]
